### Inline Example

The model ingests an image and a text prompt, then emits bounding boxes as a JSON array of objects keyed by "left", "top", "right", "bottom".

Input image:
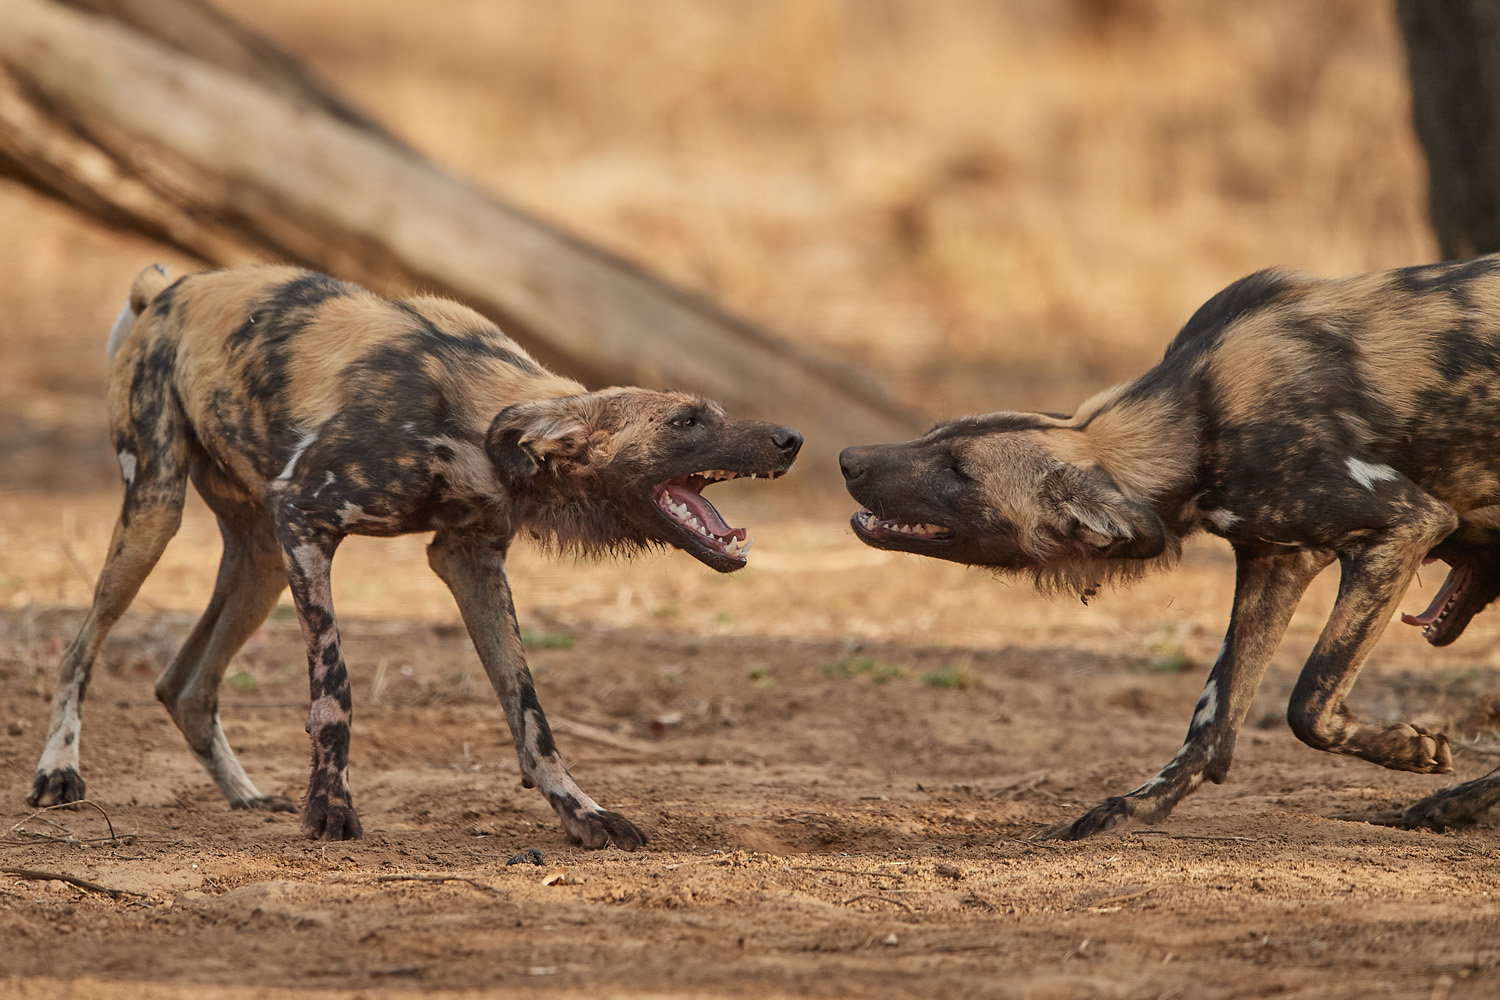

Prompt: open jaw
[
  {"left": 1401, "top": 560, "right": 1473, "bottom": 645},
  {"left": 850, "top": 508, "right": 953, "bottom": 547},
  {"left": 654, "top": 469, "right": 785, "bottom": 565}
]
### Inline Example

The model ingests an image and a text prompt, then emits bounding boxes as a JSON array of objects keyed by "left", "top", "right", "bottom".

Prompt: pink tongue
[
  {"left": 1401, "top": 565, "right": 1469, "bottom": 627},
  {"left": 664, "top": 483, "right": 746, "bottom": 541}
]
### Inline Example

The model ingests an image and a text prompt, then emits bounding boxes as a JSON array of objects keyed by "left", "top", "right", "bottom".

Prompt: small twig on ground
[
  {"left": 59, "top": 540, "right": 96, "bottom": 589},
  {"left": 1453, "top": 739, "right": 1500, "bottom": 759},
  {"left": 550, "top": 717, "right": 667, "bottom": 757},
  {"left": 10, "top": 799, "right": 123, "bottom": 844},
  {"left": 839, "top": 892, "right": 915, "bottom": 913},
  {"left": 2, "top": 867, "right": 145, "bottom": 900},
  {"left": 373, "top": 874, "right": 505, "bottom": 896},
  {"left": 1071, "top": 886, "right": 1154, "bottom": 911},
  {"left": 792, "top": 865, "right": 905, "bottom": 881},
  {"left": 3, "top": 831, "right": 137, "bottom": 848},
  {"left": 993, "top": 774, "right": 1050, "bottom": 798},
  {"left": 1132, "top": 831, "right": 1259, "bottom": 843}
]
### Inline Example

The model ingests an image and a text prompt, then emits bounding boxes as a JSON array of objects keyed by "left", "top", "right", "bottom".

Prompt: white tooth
[{"left": 741, "top": 538, "right": 753, "bottom": 553}]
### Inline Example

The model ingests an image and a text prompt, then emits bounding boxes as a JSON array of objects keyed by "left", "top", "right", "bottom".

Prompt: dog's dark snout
[
  {"left": 839, "top": 446, "right": 868, "bottom": 483},
  {"left": 772, "top": 426, "right": 803, "bottom": 456}
]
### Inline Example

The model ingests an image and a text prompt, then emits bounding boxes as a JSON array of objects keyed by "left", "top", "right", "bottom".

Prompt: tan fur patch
[{"left": 1060, "top": 387, "right": 1195, "bottom": 501}]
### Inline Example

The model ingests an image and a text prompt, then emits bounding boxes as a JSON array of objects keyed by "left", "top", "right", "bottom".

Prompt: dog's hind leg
[
  {"left": 1286, "top": 508, "right": 1458, "bottom": 774},
  {"left": 427, "top": 530, "right": 649, "bottom": 851},
  {"left": 1051, "top": 545, "right": 1333, "bottom": 840},
  {"left": 1378, "top": 765, "right": 1500, "bottom": 831},
  {"left": 28, "top": 389, "right": 189, "bottom": 807},
  {"left": 155, "top": 498, "right": 292, "bottom": 812}
]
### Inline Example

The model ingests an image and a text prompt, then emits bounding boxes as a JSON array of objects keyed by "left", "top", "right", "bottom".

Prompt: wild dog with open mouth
[
  {"left": 841, "top": 255, "right": 1500, "bottom": 838},
  {"left": 28, "top": 264, "right": 802, "bottom": 849}
]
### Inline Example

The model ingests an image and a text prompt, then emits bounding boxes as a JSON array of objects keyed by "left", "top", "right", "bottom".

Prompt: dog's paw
[
  {"left": 302, "top": 797, "right": 364, "bottom": 841},
  {"left": 1383, "top": 724, "right": 1452, "bottom": 774},
  {"left": 573, "top": 809, "right": 648, "bottom": 851},
  {"left": 26, "top": 768, "right": 86, "bottom": 809},
  {"left": 232, "top": 794, "right": 299, "bottom": 814},
  {"left": 549, "top": 795, "right": 648, "bottom": 850},
  {"left": 1042, "top": 796, "right": 1136, "bottom": 841},
  {"left": 1394, "top": 783, "right": 1499, "bottom": 832}
]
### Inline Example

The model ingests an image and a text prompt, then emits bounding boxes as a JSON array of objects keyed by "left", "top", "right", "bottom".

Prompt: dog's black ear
[
  {"left": 1041, "top": 464, "right": 1167, "bottom": 560},
  {"left": 485, "top": 397, "right": 596, "bottom": 485},
  {"left": 486, "top": 424, "right": 543, "bottom": 482}
]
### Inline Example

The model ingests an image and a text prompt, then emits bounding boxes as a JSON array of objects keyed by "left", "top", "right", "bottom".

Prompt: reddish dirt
[{"left": 4, "top": 542, "right": 1500, "bottom": 1000}]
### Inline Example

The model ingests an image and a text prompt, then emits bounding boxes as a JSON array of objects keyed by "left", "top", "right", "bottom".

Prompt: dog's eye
[{"left": 670, "top": 416, "right": 699, "bottom": 429}]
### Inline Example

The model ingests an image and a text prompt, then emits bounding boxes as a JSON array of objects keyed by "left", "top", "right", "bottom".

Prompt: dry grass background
[
  {"left": 0, "top": 0, "right": 1463, "bottom": 654},
  {"left": 0, "top": 0, "right": 1438, "bottom": 422},
  {"left": 238, "top": 0, "right": 1436, "bottom": 413}
]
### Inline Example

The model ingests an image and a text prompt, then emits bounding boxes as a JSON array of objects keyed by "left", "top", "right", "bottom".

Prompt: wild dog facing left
[
  {"left": 29, "top": 264, "right": 802, "bottom": 849},
  {"left": 842, "top": 255, "right": 1500, "bottom": 838}
]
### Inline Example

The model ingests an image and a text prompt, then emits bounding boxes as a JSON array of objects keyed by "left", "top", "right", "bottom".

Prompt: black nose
[
  {"left": 839, "top": 446, "right": 866, "bottom": 483},
  {"left": 771, "top": 426, "right": 803, "bottom": 456}
]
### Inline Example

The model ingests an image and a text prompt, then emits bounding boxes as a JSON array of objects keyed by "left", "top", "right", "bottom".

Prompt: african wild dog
[
  {"left": 28, "top": 264, "right": 802, "bottom": 850},
  {"left": 840, "top": 255, "right": 1500, "bottom": 837}
]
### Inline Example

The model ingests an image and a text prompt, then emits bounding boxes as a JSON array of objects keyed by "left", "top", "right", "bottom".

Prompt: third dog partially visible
[{"left": 841, "top": 255, "right": 1500, "bottom": 837}]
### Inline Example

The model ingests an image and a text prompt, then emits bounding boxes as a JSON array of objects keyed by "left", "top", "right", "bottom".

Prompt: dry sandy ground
[{"left": 3, "top": 487, "right": 1500, "bottom": 1000}]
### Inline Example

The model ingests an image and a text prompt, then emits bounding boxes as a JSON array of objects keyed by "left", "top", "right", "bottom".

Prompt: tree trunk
[
  {"left": 1397, "top": 0, "right": 1500, "bottom": 259},
  {"left": 0, "top": 0, "right": 921, "bottom": 472}
]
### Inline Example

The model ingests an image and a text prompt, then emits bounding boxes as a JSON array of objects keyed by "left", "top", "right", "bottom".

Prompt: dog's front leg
[
  {"left": 275, "top": 519, "right": 362, "bottom": 840},
  {"left": 427, "top": 531, "right": 647, "bottom": 851},
  {"left": 1050, "top": 545, "right": 1333, "bottom": 840}
]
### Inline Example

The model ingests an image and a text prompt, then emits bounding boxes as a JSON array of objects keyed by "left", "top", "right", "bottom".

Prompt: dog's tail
[{"left": 106, "top": 264, "right": 171, "bottom": 360}]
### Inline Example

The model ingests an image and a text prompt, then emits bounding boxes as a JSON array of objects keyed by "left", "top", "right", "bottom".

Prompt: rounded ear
[
  {"left": 485, "top": 397, "right": 594, "bottom": 485},
  {"left": 1041, "top": 464, "right": 1167, "bottom": 560}
]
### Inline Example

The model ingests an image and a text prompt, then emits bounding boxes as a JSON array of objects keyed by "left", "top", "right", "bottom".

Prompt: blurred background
[{"left": 0, "top": 0, "right": 1471, "bottom": 655}]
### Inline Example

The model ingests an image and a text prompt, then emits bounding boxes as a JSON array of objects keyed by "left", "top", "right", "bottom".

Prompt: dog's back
[
  {"left": 1128, "top": 255, "right": 1500, "bottom": 512},
  {"left": 111, "top": 265, "right": 582, "bottom": 499}
]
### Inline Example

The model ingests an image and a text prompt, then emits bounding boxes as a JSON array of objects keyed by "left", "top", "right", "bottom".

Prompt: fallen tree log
[{"left": 0, "top": 0, "right": 921, "bottom": 471}]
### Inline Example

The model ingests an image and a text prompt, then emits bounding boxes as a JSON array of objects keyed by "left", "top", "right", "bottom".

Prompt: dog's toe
[
  {"left": 1389, "top": 724, "right": 1453, "bottom": 774},
  {"left": 27, "top": 768, "right": 86, "bottom": 809},
  {"left": 302, "top": 798, "right": 364, "bottom": 841}
]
